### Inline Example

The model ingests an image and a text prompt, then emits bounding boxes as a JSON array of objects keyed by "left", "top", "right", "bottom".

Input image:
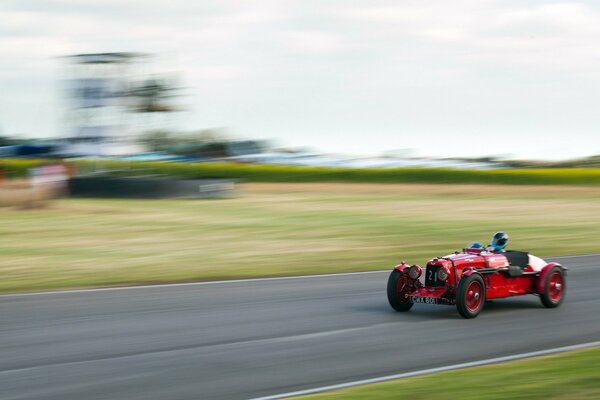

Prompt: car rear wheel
[
  {"left": 456, "top": 274, "right": 486, "bottom": 319},
  {"left": 387, "top": 270, "right": 413, "bottom": 312},
  {"left": 540, "top": 266, "right": 566, "bottom": 308}
]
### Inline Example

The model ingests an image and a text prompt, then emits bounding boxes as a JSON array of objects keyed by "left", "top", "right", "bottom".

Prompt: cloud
[
  {"left": 336, "top": 1, "right": 600, "bottom": 76},
  {"left": 281, "top": 30, "right": 348, "bottom": 54}
]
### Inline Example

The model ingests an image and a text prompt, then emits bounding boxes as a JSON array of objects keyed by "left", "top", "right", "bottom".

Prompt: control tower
[{"left": 63, "top": 52, "right": 180, "bottom": 157}]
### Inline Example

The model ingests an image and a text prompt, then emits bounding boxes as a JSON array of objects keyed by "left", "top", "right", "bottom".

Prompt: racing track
[{"left": 1, "top": 255, "right": 598, "bottom": 400}]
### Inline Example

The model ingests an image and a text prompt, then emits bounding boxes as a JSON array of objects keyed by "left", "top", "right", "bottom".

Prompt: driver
[{"left": 489, "top": 231, "right": 509, "bottom": 253}]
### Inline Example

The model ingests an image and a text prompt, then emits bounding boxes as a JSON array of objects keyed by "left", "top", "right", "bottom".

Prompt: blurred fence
[{"left": 69, "top": 177, "right": 234, "bottom": 198}]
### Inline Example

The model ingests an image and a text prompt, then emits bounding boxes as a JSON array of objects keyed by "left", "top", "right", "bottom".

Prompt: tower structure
[{"left": 63, "top": 52, "right": 182, "bottom": 157}]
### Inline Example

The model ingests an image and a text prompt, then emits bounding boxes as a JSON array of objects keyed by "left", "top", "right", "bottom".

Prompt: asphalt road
[{"left": 1, "top": 255, "right": 598, "bottom": 400}]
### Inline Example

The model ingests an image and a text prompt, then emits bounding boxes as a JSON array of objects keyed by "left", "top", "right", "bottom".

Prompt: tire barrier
[{"left": 69, "top": 177, "right": 235, "bottom": 199}]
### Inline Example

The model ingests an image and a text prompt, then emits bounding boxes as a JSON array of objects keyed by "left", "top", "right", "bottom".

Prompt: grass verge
[
  {"left": 291, "top": 346, "right": 600, "bottom": 400},
  {"left": 1, "top": 183, "right": 599, "bottom": 293}
]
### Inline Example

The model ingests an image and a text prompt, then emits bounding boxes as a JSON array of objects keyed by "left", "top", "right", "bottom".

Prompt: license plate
[{"left": 411, "top": 296, "right": 439, "bottom": 304}]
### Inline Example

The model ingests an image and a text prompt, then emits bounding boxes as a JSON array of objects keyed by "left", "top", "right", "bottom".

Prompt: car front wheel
[
  {"left": 387, "top": 270, "right": 414, "bottom": 312},
  {"left": 456, "top": 274, "right": 486, "bottom": 319}
]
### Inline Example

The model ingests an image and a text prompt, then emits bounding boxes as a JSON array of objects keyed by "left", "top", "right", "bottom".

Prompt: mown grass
[
  {"left": 0, "top": 183, "right": 599, "bottom": 293},
  {"left": 292, "top": 347, "right": 600, "bottom": 400}
]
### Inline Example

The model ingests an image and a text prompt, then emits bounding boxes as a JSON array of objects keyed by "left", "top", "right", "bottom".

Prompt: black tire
[
  {"left": 540, "top": 266, "right": 566, "bottom": 308},
  {"left": 387, "top": 270, "right": 413, "bottom": 312},
  {"left": 456, "top": 274, "right": 486, "bottom": 319}
]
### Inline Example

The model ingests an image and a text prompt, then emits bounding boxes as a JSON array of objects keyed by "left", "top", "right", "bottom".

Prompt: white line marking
[
  {"left": 1, "top": 254, "right": 596, "bottom": 298},
  {"left": 0, "top": 270, "right": 387, "bottom": 298},
  {"left": 247, "top": 341, "right": 600, "bottom": 400},
  {"left": 549, "top": 253, "right": 600, "bottom": 259}
]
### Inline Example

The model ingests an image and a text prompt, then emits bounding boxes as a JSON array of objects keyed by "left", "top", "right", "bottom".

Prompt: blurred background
[{"left": 1, "top": 0, "right": 600, "bottom": 292}]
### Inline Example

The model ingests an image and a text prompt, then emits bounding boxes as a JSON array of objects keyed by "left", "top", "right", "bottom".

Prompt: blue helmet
[{"left": 490, "top": 231, "right": 509, "bottom": 252}]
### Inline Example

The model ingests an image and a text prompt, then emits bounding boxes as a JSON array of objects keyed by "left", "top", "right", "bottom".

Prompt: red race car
[{"left": 387, "top": 239, "right": 567, "bottom": 319}]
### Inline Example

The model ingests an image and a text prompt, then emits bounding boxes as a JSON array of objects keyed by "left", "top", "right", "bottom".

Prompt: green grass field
[
  {"left": 292, "top": 346, "right": 600, "bottom": 400},
  {"left": 1, "top": 183, "right": 599, "bottom": 293}
]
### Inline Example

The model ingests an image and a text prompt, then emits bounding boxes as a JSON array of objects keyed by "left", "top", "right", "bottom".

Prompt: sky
[{"left": 1, "top": 0, "right": 600, "bottom": 160}]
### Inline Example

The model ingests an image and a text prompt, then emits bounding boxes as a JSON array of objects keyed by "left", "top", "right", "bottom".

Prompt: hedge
[
  {"left": 75, "top": 160, "right": 600, "bottom": 185},
  {"left": 2, "top": 159, "right": 600, "bottom": 185},
  {"left": 0, "top": 159, "right": 47, "bottom": 179}
]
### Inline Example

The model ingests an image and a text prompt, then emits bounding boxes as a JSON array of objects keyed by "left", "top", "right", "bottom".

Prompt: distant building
[{"left": 226, "top": 140, "right": 268, "bottom": 157}]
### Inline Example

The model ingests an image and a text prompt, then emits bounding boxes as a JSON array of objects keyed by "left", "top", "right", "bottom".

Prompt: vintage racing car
[{"left": 387, "top": 243, "right": 567, "bottom": 318}]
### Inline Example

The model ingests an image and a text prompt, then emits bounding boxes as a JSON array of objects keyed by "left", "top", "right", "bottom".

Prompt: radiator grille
[{"left": 425, "top": 265, "right": 446, "bottom": 287}]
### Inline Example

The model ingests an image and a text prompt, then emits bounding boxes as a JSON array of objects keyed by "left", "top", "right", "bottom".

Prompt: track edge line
[{"left": 2, "top": 254, "right": 596, "bottom": 297}]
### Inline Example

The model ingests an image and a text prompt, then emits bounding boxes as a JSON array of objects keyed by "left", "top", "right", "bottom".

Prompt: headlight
[
  {"left": 409, "top": 265, "right": 422, "bottom": 280},
  {"left": 437, "top": 267, "right": 449, "bottom": 281}
]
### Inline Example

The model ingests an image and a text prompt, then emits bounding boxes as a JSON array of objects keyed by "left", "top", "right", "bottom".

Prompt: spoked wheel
[
  {"left": 456, "top": 274, "right": 486, "bottom": 319},
  {"left": 387, "top": 270, "right": 413, "bottom": 312},
  {"left": 540, "top": 267, "right": 566, "bottom": 308}
]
